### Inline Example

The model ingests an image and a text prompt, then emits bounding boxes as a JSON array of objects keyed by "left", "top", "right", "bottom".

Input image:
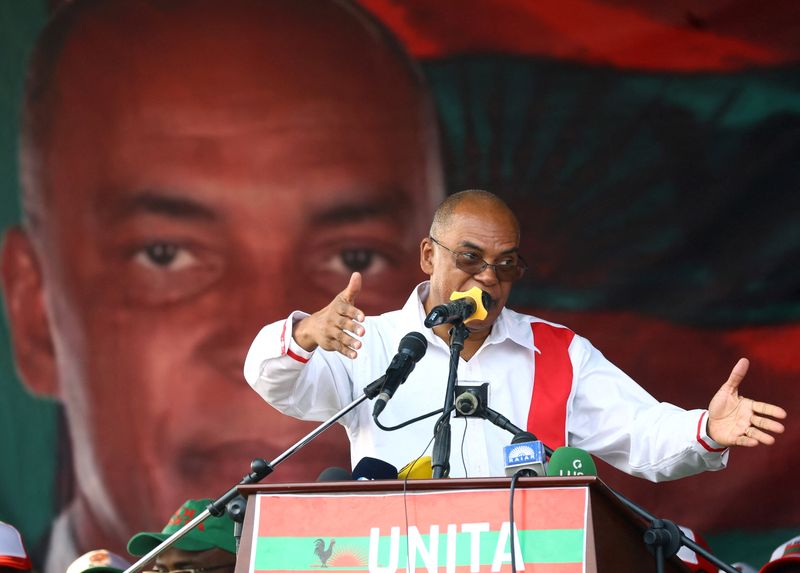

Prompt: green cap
[{"left": 127, "top": 499, "right": 236, "bottom": 556}]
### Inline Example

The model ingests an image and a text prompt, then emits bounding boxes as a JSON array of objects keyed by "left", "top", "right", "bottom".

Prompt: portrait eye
[
  {"left": 306, "top": 239, "right": 408, "bottom": 296},
  {"left": 134, "top": 242, "right": 197, "bottom": 270},
  {"left": 319, "top": 246, "right": 390, "bottom": 276},
  {"left": 340, "top": 248, "right": 378, "bottom": 273}
]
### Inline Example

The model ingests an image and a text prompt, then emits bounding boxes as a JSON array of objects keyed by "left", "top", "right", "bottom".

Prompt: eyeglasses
[
  {"left": 144, "top": 563, "right": 236, "bottom": 573},
  {"left": 429, "top": 236, "right": 527, "bottom": 281}
]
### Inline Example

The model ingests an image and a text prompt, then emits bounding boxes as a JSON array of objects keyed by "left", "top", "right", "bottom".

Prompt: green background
[{"left": 0, "top": 0, "right": 59, "bottom": 555}]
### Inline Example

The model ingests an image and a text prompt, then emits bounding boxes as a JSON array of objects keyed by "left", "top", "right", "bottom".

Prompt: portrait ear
[
  {"left": 419, "top": 237, "right": 434, "bottom": 276},
  {"left": 0, "top": 226, "right": 58, "bottom": 397}
]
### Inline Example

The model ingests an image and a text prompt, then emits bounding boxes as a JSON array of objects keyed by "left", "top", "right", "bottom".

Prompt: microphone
[
  {"left": 455, "top": 390, "right": 479, "bottom": 416},
  {"left": 485, "top": 407, "right": 525, "bottom": 436},
  {"left": 352, "top": 457, "right": 398, "bottom": 480},
  {"left": 545, "top": 447, "right": 598, "bottom": 477},
  {"left": 424, "top": 286, "right": 490, "bottom": 328},
  {"left": 397, "top": 456, "right": 433, "bottom": 480},
  {"left": 503, "top": 432, "right": 546, "bottom": 477},
  {"left": 317, "top": 467, "right": 352, "bottom": 481},
  {"left": 372, "top": 332, "right": 428, "bottom": 418}
]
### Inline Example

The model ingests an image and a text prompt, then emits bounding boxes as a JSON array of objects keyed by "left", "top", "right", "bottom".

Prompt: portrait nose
[{"left": 197, "top": 265, "right": 295, "bottom": 382}]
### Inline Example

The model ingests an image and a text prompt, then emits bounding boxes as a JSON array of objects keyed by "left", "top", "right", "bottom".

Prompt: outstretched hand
[
  {"left": 707, "top": 358, "right": 787, "bottom": 447},
  {"left": 292, "top": 272, "right": 366, "bottom": 359}
]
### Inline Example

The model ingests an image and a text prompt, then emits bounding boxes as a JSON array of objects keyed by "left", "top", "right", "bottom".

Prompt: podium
[{"left": 235, "top": 477, "right": 690, "bottom": 573}]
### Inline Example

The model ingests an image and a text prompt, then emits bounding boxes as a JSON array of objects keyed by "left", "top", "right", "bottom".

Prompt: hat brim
[
  {"left": 760, "top": 556, "right": 800, "bottom": 573},
  {"left": 76, "top": 567, "right": 125, "bottom": 573},
  {"left": 0, "top": 556, "right": 33, "bottom": 570},
  {"left": 127, "top": 533, "right": 219, "bottom": 556}
]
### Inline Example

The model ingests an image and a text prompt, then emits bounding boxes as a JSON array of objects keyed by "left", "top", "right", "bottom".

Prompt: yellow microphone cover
[
  {"left": 398, "top": 456, "right": 433, "bottom": 479},
  {"left": 450, "top": 286, "right": 488, "bottom": 323}
]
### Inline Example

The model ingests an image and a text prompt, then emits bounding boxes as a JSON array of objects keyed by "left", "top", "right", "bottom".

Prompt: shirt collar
[
  {"left": 404, "top": 282, "right": 536, "bottom": 352},
  {"left": 401, "top": 282, "right": 439, "bottom": 348}
]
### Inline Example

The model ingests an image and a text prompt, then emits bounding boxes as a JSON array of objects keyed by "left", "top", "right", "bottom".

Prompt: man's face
[
  {"left": 422, "top": 203, "right": 520, "bottom": 335},
  {"left": 154, "top": 547, "right": 235, "bottom": 573},
  {"left": 4, "top": 1, "right": 441, "bottom": 543}
]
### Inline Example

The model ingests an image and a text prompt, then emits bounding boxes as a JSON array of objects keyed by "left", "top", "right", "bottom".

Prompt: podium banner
[{"left": 248, "top": 487, "right": 589, "bottom": 573}]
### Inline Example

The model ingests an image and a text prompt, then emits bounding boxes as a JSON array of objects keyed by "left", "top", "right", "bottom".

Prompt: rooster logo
[{"left": 313, "top": 538, "right": 336, "bottom": 567}]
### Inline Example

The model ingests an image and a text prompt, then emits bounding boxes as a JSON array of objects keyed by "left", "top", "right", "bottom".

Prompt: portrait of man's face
[{"left": 1, "top": 0, "right": 443, "bottom": 551}]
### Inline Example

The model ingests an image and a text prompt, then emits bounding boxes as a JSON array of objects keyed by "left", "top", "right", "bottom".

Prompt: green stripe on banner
[{"left": 254, "top": 529, "right": 584, "bottom": 571}]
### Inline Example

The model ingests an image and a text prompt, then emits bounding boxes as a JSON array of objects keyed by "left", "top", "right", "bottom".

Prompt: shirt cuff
[
  {"left": 696, "top": 410, "right": 728, "bottom": 453},
  {"left": 280, "top": 311, "right": 313, "bottom": 363}
]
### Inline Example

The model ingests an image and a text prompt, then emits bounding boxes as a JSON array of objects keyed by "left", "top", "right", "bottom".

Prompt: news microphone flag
[
  {"left": 450, "top": 287, "right": 489, "bottom": 323},
  {"left": 352, "top": 457, "right": 398, "bottom": 480},
  {"left": 423, "top": 286, "right": 489, "bottom": 327},
  {"left": 545, "top": 447, "right": 598, "bottom": 477},
  {"left": 397, "top": 456, "right": 433, "bottom": 480},
  {"left": 503, "top": 433, "right": 546, "bottom": 477},
  {"left": 316, "top": 467, "right": 352, "bottom": 482}
]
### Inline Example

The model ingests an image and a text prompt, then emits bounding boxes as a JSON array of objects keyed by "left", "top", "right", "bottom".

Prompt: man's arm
[
  {"left": 243, "top": 272, "right": 367, "bottom": 421},
  {"left": 567, "top": 337, "right": 729, "bottom": 482}
]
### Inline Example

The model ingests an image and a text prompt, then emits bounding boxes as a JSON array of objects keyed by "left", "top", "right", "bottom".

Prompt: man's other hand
[{"left": 707, "top": 358, "right": 788, "bottom": 447}]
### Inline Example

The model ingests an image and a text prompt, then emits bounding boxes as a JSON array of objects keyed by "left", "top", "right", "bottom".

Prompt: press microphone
[
  {"left": 317, "top": 467, "right": 352, "bottom": 481},
  {"left": 352, "top": 457, "right": 398, "bottom": 480},
  {"left": 503, "top": 432, "right": 546, "bottom": 477},
  {"left": 424, "top": 286, "right": 490, "bottom": 328},
  {"left": 398, "top": 456, "right": 433, "bottom": 480},
  {"left": 455, "top": 390, "right": 479, "bottom": 416},
  {"left": 545, "top": 447, "right": 597, "bottom": 477},
  {"left": 372, "top": 332, "right": 428, "bottom": 418},
  {"left": 484, "top": 408, "right": 524, "bottom": 436}
]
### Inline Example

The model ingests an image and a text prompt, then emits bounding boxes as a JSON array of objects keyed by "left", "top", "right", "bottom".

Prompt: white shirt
[{"left": 244, "top": 282, "right": 728, "bottom": 481}]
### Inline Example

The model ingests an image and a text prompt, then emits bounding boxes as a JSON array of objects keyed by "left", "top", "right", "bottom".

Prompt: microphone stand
[
  {"left": 123, "top": 375, "right": 389, "bottom": 573},
  {"left": 455, "top": 400, "right": 737, "bottom": 573},
  {"left": 430, "top": 321, "right": 470, "bottom": 478},
  {"left": 609, "top": 489, "right": 739, "bottom": 573}
]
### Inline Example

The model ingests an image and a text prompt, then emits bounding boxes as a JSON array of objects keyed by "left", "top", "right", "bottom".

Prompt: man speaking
[{"left": 244, "top": 190, "right": 787, "bottom": 479}]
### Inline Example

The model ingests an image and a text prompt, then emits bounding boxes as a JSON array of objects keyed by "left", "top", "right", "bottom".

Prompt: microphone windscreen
[
  {"left": 398, "top": 331, "right": 428, "bottom": 361},
  {"left": 545, "top": 447, "right": 598, "bottom": 477},
  {"left": 352, "top": 457, "right": 398, "bottom": 480},
  {"left": 512, "top": 431, "right": 538, "bottom": 444},
  {"left": 317, "top": 467, "right": 352, "bottom": 482},
  {"left": 397, "top": 456, "right": 432, "bottom": 480}
]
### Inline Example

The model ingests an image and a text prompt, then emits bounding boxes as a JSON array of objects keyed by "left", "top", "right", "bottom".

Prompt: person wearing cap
[
  {"left": 127, "top": 500, "right": 236, "bottom": 573},
  {"left": 0, "top": 522, "right": 33, "bottom": 573},
  {"left": 676, "top": 526, "right": 719, "bottom": 573},
  {"left": 66, "top": 550, "right": 130, "bottom": 573},
  {"left": 759, "top": 535, "right": 800, "bottom": 573}
]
